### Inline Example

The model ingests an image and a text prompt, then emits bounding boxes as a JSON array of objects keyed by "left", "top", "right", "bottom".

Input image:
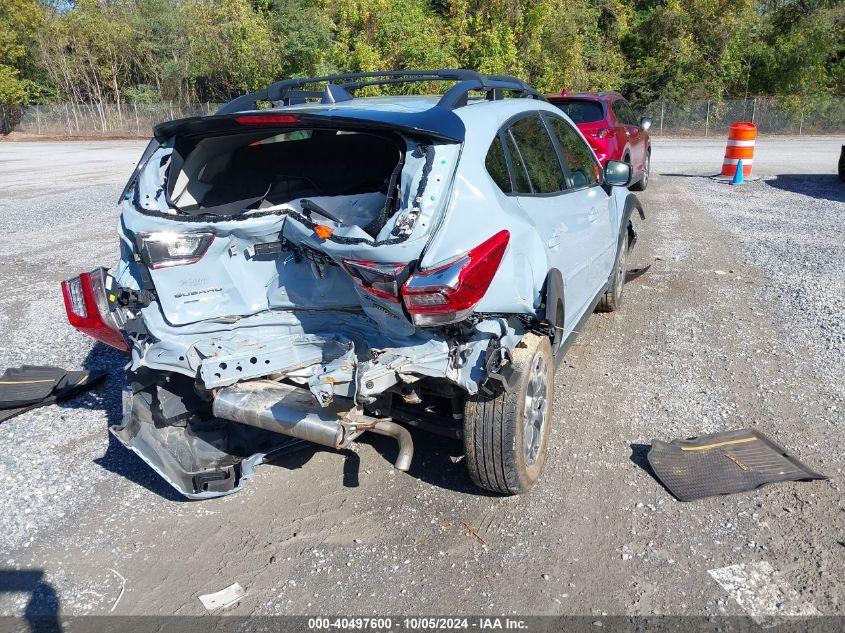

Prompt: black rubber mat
[
  {"left": 647, "top": 428, "right": 826, "bottom": 501},
  {"left": 0, "top": 367, "right": 108, "bottom": 423},
  {"left": 0, "top": 366, "right": 68, "bottom": 408}
]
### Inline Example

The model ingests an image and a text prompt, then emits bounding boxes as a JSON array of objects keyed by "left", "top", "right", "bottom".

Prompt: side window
[
  {"left": 504, "top": 130, "right": 532, "bottom": 193},
  {"left": 614, "top": 100, "right": 638, "bottom": 126},
  {"left": 547, "top": 117, "right": 600, "bottom": 189},
  {"left": 508, "top": 115, "right": 565, "bottom": 194},
  {"left": 485, "top": 135, "right": 512, "bottom": 193}
]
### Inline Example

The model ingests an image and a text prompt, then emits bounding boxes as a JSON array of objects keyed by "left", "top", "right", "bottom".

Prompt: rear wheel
[
  {"left": 630, "top": 150, "right": 650, "bottom": 191},
  {"left": 463, "top": 333, "right": 553, "bottom": 495},
  {"left": 597, "top": 228, "right": 628, "bottom": 312}
]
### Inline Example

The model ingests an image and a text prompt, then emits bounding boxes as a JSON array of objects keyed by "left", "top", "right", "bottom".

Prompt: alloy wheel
[{"left": 523, "top": 352, "right": 549, "bottom": 466}]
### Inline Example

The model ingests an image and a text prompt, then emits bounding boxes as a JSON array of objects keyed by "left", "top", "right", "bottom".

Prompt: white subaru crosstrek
[{"left": 62, "top": 69, "right": 645, "bottom": 498}]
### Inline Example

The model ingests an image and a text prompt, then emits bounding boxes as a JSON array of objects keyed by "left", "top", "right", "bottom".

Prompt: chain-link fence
[
  {"left": 646, "top": 97, "right": 845, "bottom": 136},
  {"left": 1, "top": 102, "right": 221, "bottom": 137},
  {"left": 2, "top": 97, "right": 844, "bottom": 138}
]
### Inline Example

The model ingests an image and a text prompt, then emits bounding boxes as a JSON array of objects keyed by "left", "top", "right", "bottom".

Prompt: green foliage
[
  {"left": 0, "top": 0, "right": 841, "bottom": 107},
  {"left": 0, "top": 64, "right": 28, "bottom": 104},
  {"left": 0, "top": 0, "right": 45, "bottom": 103}
]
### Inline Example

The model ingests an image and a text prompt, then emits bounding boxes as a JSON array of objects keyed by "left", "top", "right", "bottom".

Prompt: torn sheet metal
[{"left": 195, "top": 333, "right": 352, "bottom": 388}]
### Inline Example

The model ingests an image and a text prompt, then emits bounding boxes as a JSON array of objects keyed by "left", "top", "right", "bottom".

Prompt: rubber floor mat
[
  {"left": 647, "top": 428, "right": 826, "bottom": 501},
  {"left": 0, "top": 365, "right": 68, "bottom": 408},
  {"left": 0, "top": 368, "right": 108, "bottom": 423}
]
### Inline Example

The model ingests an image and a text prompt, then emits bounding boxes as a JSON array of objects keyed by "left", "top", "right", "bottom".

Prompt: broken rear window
[{"left": 165, "top": 128, "right": 403, "bottom": 231}]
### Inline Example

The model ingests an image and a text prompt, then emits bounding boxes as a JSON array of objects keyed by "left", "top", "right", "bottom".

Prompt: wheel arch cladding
[
  {"left": 540, "top": 268, "right": 565, "bottom": 331},
  {"left": 621, "top": 193, "right": 645, "bottom": 249}
]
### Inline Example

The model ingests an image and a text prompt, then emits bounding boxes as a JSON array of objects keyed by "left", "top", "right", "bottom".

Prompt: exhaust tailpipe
[{"left": 369, "top": 420, "right": 413, "bottom": 471}]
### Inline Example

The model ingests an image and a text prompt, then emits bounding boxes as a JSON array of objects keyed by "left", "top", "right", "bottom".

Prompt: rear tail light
[
  {"left": 401, "top": 230, "right": 509, "bottom": 327},
  {"left": 342, "top": 259, "right": 409, "bottom": 303},
  {"left": 61, "top": 268, "right": 128, "bottom": 351},
  {"left": 139, "top": 232, "right": 214, "bottom": 269},
  {"left": 587, "top": 128, "right": 611, "bottom": 139}
]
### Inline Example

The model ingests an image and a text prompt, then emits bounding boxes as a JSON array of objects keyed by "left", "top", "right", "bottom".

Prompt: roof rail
[{"left": 216, "top": 69, "right": 544, "bottom": 115}]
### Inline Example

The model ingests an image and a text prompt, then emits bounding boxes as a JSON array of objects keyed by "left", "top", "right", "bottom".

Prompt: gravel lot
[{"left": 0, "top": 137, "right": 842, "bottom": 620}]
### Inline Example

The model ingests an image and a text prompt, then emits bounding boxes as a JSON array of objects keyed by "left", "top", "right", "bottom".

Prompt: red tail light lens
[
  {"left": 235, "top": 114, "right": 301, "bottom": 126},
  {"left": 61, "top": 269, "right": 128, "bottom": 352},
  {"left": 342, "top": 259, "right": 408, "bottom": 303},
  {"left": 401, "top": 230, "right": 509, "bottom": 327},
  {"left": 587, "top": 128, "right": 611, "bottom": 139}
]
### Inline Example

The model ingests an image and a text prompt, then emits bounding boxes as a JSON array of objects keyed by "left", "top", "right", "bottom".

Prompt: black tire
[
  {"left": 463, "top": 333, "right": 553, "bottom": 495},
  {"left": 597, "top": 227, "right": 629, "bottom": 312},
  {"left": 630, "top": 149, "right": 650, "bottom": 191}
]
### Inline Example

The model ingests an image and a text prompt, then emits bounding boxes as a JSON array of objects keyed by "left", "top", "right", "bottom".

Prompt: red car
[{"left": 546, "top": 90, "right": 652, "bottom": 191}]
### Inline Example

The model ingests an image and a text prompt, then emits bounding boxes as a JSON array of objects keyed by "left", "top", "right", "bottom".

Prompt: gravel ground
[{"left": 0, "top": 137, "right": 842, "bottom": 620}]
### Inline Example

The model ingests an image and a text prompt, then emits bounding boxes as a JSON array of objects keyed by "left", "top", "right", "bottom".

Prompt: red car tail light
[
  {"left": 235, "top": 114, "right": 301, "bottom": 126},
  {"left": 342, "top": 259, "right": 408, "bottom": 303},
  {"left": 61, "top": 269, "right": 128, "bottom": 352},
  {"left": 401, "top": 230, "right": 509, "bottom": 327},
  {"left": 586, "top": 128, "right": 611, "bottom": 139}
]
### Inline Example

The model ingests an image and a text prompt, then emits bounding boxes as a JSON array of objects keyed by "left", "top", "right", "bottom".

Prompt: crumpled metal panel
[
  {"left": 307, "top": 350, "right": 357, "bottom": 405},
  {"left": 195, "top": 333, "right": 352, "bottom": 389}
]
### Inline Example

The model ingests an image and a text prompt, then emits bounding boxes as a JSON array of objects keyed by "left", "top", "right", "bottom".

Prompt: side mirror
[
  {"left": 604, "top": 160, "right": 632, "bottom": 187},
  {"left": 640, "top": 116, "right": 653, "bottom": 131}
]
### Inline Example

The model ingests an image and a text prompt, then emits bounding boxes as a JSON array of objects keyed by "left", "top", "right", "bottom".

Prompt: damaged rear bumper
[
  {"left": 113, "top": 311, "right": 525, "bottom": 498},
  {"left": 113, "top": 377, "right": 415, "bottom": 499},
  {"left": 112, "top": 386, "right": 300, "bottom": 498}
]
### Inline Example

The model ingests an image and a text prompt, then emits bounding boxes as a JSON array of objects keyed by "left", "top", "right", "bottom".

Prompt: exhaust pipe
[
  {"left": 369, "top": 420, "right": 413, "bottom": 472},
  {"left": 213, "top": 380, "right": 347, "bottom": 448},
  {"left": 212, "top": 380, "right": 413, "bottom": 470}
]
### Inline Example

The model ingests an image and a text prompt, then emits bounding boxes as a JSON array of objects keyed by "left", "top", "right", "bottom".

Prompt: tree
[
  {"left": 2, "top": 0, "right": 842, "bottom": 110},
  {"left": 0, "top": 0, "right": 43, "bottom": 104}
]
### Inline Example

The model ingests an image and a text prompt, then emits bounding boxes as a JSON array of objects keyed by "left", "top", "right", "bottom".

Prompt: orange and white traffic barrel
[{"left": 721, "top": 122, "right": 756, "bottom": 177}]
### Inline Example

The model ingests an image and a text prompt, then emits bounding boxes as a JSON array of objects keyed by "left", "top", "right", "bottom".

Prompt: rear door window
[
  {"left": 503, "top": 130, "right": 532, "bottom": 193},
  {"left": 554, "top": 99, "right": 605, "bottom": 124},
  {"left": 614, "top": 99, "right": 638, "bottom": 126},
  {"left": 508, "top": 115, "right": 565, "bottom": 194},
  {"left": 485, "top": 135, "right": 513, "bottom": 193},
  {"left": 547, "top": 117, "right": 600, "bottom": 189}
]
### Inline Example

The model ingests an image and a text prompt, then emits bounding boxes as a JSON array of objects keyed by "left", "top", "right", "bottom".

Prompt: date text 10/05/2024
[{"left": 307, "top": 618, "right": 529, "bottom": 630}]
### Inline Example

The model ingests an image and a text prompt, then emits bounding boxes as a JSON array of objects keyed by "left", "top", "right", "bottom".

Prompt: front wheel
[{"left": 463, "top": 333, "right": 554, "bottom": 495}]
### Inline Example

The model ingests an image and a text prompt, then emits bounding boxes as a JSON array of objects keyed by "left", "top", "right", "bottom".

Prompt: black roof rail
[{"left": 216, "top": 69, "right": 545, "bottom": 115}]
